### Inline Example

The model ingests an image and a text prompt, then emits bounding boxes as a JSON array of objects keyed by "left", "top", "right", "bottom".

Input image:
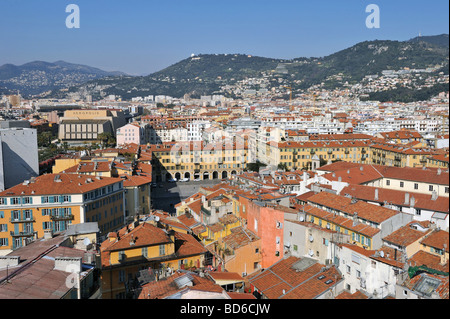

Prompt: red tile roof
[{"left": 0, "top": 173, "right": 121, "bottom": 196}]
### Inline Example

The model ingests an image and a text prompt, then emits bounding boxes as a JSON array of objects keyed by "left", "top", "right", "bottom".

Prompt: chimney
[
  {"left": 410, "top": 196, "right": 415, "bottom": 208},
  {"left": 44, "top": 229, "right": 54, "bottom": 240},
  {"left": 437, "top": 168, "right": 442, "bottom": 175},
  {"left": 0, "top": 256, "right": 20, "bottom": 268},
  {"left": 374, "top": 188, "right": 379, "bottom": 201},
  {"left": 404, "top": 193, "right": 410, "bottom": 205},
  {"left": 431, "top": 190, "right": 438, "bottom": 201},
  {"left": 54, "top": 257, "right": 82, "bottom": 273}
]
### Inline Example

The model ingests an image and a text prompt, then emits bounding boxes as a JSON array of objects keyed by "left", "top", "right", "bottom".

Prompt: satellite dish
[
  {"left": 380, "top": 251, "right": 384, "bottom": 258},
  {"left": 299, "top": 216, "right": 305, "bottom": 222},
  {"left": 83, "top": 237, "right": 91, "bottom": 246}
]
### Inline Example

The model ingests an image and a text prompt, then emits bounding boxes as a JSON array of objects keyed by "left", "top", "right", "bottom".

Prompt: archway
[
  {"left": 184, "top": 172, "right": 190, "bottom": 179},
  {"left": 231, "top": 170, "right": 237, "bottom": 176},
  {"left": 175, "top": 172, "right": 181, "bottom": 180},
  {"left": 212, "top": 171, "right": 219, "bottom": 179},
  {"left": 203, "top": 172, "right": 210, "bottom": 180},
  {"left": 165, "top": 173, "right": 172, "bottom": 181},
  {"left": 222, "top": 171, "right": 228, "bottom": 179}
]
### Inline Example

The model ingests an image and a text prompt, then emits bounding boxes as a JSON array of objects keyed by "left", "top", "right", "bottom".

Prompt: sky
[{"left": 0, "top": 0, "right": 448, "bottom": 75}]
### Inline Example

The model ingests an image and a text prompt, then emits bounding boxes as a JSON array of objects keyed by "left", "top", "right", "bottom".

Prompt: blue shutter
[{"left": 29, "top": 197, "right": 33, "bottom": 204}]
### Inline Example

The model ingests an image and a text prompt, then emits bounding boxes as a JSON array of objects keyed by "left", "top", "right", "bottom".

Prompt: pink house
[{"left": 116, "top": 123, "right": 144, "bottom": 146}]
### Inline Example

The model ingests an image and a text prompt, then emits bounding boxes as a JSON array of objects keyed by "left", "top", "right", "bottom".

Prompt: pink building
[
  {"left": 246, "top": 201, "right": 297, "bottom": 269},
  {"left": 116, "top": 123, "right": 147, "bottom": 146}
]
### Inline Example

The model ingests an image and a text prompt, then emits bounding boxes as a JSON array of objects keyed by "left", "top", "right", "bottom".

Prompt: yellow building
[
  {"left": 0, "top": 173, "right": 125, "bottom": 253},
  {"left": 150, "top": 141, "right": 249, "bottom": 182},
  {"left": 369, "top": 141, "right": 438, "bottom": 168},
  {"left": 100, "top": 220, "right": 207, "bottom": 299},
  {"left": 267, "top": 140, "right": 372, "bottom": 170}
]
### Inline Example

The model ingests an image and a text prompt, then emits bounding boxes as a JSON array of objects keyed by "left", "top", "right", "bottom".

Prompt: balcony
[
  {"left": 50, "top": 214, "right": 74, "bottom": 221},
  {"left": 10, "top": 230, "right": 36, "bottom": 237},
  {"left": 10, "top": 217, "right": 35, "bottom": 223}
]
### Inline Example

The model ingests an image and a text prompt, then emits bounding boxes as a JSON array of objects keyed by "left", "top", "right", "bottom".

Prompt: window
[
  {"left": 10, "top": 198, "right": 20, "bottom": 205},
  {"left": 118, "top": 270, "right": 125, "bottom": 283},
  {"left": 142, "top": 247, "right": 148, "bottom": 258},
  {"left": 415, "top": 209, "right": 421, "bottom": 216},
  {"left": 429, "top": 185, "right": 433, "bottom": 191},
  {"left": 445, "top": 187, "right": 449, "bottom": 194},
  {"left": 23, "top": 210, "right": 32, "bottom": 220},
  {"left": 356, "top": 270, "right": 361, "bottom": 278},
  {"left": 293, "top": 245, "right": 298, "bottom": 251},
  {"left": 0, "top": 238, "right": 8, "bottom": 246},
  {"left": 42, "top": 222, "right": 52, "bottom": 229},
  {"left": 371, "top": 261, "right": 377, "bottom": 269},
  {"left": 22, "top": 197, "right": 32, "bottom": 204},
  {"left": 400, "top": 182, "right": 404, "bottom": 188},
  {"left": 255, "top": 248, "right": 259, "bottom": 254},
  {"left": 0, "top": 198, "right": 6, "bottom": 205},
  {"left": 0, "top": 224, "right": 7, "bottom": 232},
  {"left": 42, "top": 209, "right": 51, "bottom": 216},
  {"left": 12, "top": 210, "right": 20, "bottom": 221},
  {"left": 159, "top": 244, "right": 165, "bottom": 256},
  {"left": 386, "top": 180, "right": 390, "bottom": 186},
  {"left": 346, "top": 265, "right": 351, "bottom": 274},
  {"left": 414, "top": 183, "right": 419, "bottom": 190}
]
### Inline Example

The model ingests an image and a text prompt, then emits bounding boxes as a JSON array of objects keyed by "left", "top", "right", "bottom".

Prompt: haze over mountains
[
  {"left": 0, "top": 61, "right": 126, "bottom": 96},
  {"left": 1, "top": 34, "right": 448, "bottom": 100}
]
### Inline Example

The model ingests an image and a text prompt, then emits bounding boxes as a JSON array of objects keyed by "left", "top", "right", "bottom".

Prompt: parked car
[
  {"left": 180, "top": 178, "right": 190, "bottom": 182},
  {"left": 168, "top": 178, "right": 177, "bottom": 183},
  {"left": 193, "top": 178, "right": 201, "bottom": 182}
]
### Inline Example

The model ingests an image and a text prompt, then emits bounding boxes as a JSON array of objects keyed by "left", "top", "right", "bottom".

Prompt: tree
[{"left": 97, "top": 132, "right": 116, "bottom": 148}]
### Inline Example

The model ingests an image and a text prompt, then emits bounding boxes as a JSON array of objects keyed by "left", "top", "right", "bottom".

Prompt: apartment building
[
  {"left": 265, "top": 140, "right": 372, "bottom": 169},
  {"left": 116, "top": 122, "right": 152, "bottom": 146},
  {"left": 0, "top": 173, "right": 124, "bottom": 253},
  {"left": 150, "top": 141, "right": 248, "bottom": 182},
  {"left": 302, "top": 192, "right": 413, "bottom": 250}
]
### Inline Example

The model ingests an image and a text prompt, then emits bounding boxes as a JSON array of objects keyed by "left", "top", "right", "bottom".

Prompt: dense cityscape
[{"left": 0, "top": 2, "right": 448, "bottom": 305}]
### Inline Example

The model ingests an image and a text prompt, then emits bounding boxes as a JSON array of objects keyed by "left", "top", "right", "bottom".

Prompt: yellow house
[
  {"left": 0, "top": 173, "right": 125, "bottom": 253},
  {"left": 419, "top": 229, "right": 449, "bottom": 265},
  {"left": 100, "top": 220, "right": 207, "bottom": 299}
]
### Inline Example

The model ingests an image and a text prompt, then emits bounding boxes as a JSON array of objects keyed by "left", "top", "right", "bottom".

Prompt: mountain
[
  {"left": 7, "top": 34, "right": 449, "bottom": 100},
  {"left": 54, "top": 35, "right": 448, "bottom": 101},
  {"left": 408, "top": 33, "right": 449, "bottom": 48},
  {"left": 0, "top": 61, "right": 127, "bottom": 97}
]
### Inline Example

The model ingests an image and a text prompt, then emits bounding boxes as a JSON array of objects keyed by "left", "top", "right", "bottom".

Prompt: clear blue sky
[{"left": 0, "top": 0, "right": 448, "bottom": 75}]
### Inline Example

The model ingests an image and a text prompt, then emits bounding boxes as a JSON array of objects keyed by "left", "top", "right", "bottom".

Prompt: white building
[{"left": 0, "top": 128, "right": 39, "bottom": 191}]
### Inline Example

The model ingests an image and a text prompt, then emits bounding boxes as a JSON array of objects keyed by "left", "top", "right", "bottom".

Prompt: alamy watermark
[
  {"left": 366, "top": 4, "right": 380, "bottom": 29},
  {"left": 66, "top": 4, "right": 80, "bottom": 29}
]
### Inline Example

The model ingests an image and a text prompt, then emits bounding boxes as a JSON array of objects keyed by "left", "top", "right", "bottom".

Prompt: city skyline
[{"left": 0, "top": 0, "right": 448, "bottom": 75}]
